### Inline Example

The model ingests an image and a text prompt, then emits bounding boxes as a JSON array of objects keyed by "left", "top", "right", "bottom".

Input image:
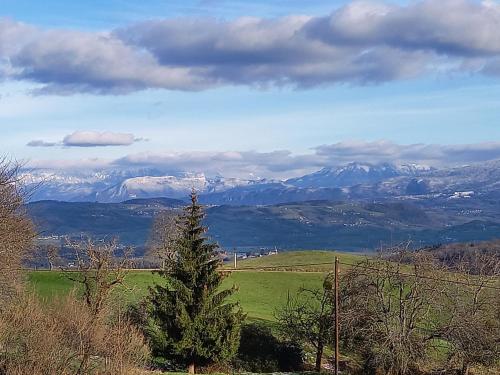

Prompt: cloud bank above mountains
[
  {"left": 2, "top": 0, "right": 500, "bottom": 94},
  {"left": 27, "top": 140, "right": 500, "bottom": 179}
]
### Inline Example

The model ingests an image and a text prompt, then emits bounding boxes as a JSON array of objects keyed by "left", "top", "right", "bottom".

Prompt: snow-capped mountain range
[
  {"left": 286, "top": 162, "right": 433, "bottom": 188},
  {"left": 21, "top": 168, "right": 261, "bottom": 202},
  {"left": 97, "top": 174, "right": 259, "bottom": 202},
  {"left": 21, "top": 160, "right": 500, "bottom": 204}
]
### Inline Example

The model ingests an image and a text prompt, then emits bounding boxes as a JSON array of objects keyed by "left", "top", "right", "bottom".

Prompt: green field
[
  {"left": 28, "top": 251, "right": 365, "bottom": 321},
  {"left": 234, "top": 250, "right": 367, "bottom": 271}
]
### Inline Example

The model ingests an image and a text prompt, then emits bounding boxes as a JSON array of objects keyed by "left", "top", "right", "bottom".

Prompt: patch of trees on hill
[{"left": 420, "top": 240, "right": 500, "bottom": 274}]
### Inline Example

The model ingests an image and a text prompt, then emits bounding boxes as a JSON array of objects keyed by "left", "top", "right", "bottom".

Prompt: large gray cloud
[
  {"left": 314, "top": 140, "right": 500, "bottom": 166},
  {"left": 306, "top": 0, "right": 500, "bottom": 57},
  {"left": 2, "top": 1, "right": 500, "bottom": 94}
]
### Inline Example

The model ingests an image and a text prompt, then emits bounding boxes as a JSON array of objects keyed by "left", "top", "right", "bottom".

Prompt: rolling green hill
[
  {"left": 233, "top": 250, "right": 366, "bottom": 272},
  {"left": 28, "top": 270, "right": 324, "bottom": 322},
  {"left": 28, "top": 252, "right": 362, "bottom": 321}
]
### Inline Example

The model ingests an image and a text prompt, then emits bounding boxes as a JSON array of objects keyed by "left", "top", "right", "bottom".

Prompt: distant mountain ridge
[
  {"left": 27, "top": 195, "right": 500, "bottom": 250},
  {"left": 286, "top": 162, "right": 433, "bottom": 188},
  {"left": 22, "top": 160, "right": 500, "bottom": 205},
  {"left": 23, "top": 169, "right": 259, "bottom": 203}
]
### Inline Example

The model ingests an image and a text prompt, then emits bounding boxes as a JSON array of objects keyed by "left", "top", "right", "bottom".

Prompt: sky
[{"left": 2, "top": 0, "right": 500, "bottom": 178}]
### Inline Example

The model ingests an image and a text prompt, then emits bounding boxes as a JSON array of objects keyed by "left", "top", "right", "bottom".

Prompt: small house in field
[{"left": 268, "top": 247, "right": 278, "bottom": 255}]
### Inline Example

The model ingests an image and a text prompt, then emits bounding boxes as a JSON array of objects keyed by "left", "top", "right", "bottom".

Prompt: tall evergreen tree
[{"left": 147, "top": 191, "right": 244, "bottom": 373}]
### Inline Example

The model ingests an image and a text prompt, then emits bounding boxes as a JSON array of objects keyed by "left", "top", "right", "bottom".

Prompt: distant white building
[
  {"left": 449, "top": 191, "right": 474, "bottom": 199},
  {"left": 268, "top": 247, "right": 279, "bottom": 255}
]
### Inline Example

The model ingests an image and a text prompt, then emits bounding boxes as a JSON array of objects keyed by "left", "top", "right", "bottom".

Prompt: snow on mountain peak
[
  {"left": 287, "top": 162, "right": 403, "bottom": 188},
  {"left": 397, "top": 163, "right": 434, "bottom": 174},
  {"left": 122, "top": 174, "right": 207, "bottom": 191}
]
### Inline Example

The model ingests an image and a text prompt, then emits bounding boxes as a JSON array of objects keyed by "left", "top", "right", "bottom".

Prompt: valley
[{"left": 28, "top": 194, "right": 500, "bottom": 251}]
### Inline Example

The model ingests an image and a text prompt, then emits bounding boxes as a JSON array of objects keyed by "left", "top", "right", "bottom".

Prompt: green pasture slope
[
  {"left": 28, "top": 251, "right": 366, "bottom": 322},
  {"left": 233, "top": 250, "right": 367, "bottom": 271}
]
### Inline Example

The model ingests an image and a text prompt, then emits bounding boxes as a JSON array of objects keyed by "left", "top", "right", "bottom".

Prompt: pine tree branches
[{"left": 145, "top": 191, "right": 244, "bottom": 373}]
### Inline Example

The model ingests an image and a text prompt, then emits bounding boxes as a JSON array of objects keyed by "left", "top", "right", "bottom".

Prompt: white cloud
[
  {"left": 27, "top": 131, "right": 145, "bottom": 148},
  {"left": 63, "top": 131, "right": 141, "bottom": 147}
]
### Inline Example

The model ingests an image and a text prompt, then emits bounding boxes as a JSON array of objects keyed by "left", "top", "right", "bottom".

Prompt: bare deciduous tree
[
  {"left": 276, "top": 280, "right": 334, "bottom": 372},
  {"left": 434, "top": 251, "right": 500, "bottom": 375},
  {"left": 147, "top": 210, "right": 180, "bottom": 268},
  {"left": 32, "top": 243, "right": 61, "bottom": 270},
  {"left": 340, "top": 245, "right": 500, "bottom": 375},
  {"left": 0, "top": 158, "right": 35, "bottom": 302},
  {"left": 64, "top": 237, "right": 132, "bottom": 316},
  {"left": 46, "top": 243, "right": 60, "bottom": 270},
  {"left": 63, "top": 237, "right": 140, "bottom": 374},
  {"left": 340, "top": 246, "right": 444, "bottom": 375}
]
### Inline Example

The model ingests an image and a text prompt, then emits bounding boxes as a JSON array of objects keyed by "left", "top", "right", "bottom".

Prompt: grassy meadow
[
  {"left": 232, "top": 249, "right": 367, "bottom": 271},
  {"left": 28, "top": 251, "right": 365, "bottom": 322}
]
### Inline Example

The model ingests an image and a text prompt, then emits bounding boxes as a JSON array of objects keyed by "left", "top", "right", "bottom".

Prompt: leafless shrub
[
  {"left": 56, "top": 292, "right": 150, "bottom": 375},
  {"left": 62, "top": 237, "right": 149, "bottom": 373},
  {"left": 0, "top": 292, "right": 149, "bottom": 375},
  {"left": 0, "top": 235, "right": 149, "bottom": 375},
  {"left": 0, "top": 293, "right": 72, "bottom": 375}
]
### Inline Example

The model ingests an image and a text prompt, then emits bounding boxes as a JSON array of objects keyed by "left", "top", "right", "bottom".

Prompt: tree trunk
[
  {"left": 315, "top": 342, "right": 324, "bottom": 372},
  {"left": 460, "top": 362, "right": 469, "bottom": 375},
  {"left": 188, "top": 362, "right": 195, "bottom": 374},
  {"left": 76, "top": 352, "right": 90, "bottom": 375}
]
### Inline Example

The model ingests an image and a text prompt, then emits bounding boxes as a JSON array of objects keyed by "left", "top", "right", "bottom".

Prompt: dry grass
[{"left": 0, "top": 291, "right": 149, "bottom": 374}]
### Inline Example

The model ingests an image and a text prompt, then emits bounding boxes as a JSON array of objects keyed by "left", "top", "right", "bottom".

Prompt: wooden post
[{"left": 334, "top": 256, "right": 340, "bottom": 375}]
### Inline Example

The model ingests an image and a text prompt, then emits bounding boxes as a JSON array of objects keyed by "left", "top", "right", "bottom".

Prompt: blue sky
[
  {"left": 2, "top": 0, "right": 500, "bottom": 178},
  {"left": 2, "top": 1, "right": 411, "bottom": 27}
]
